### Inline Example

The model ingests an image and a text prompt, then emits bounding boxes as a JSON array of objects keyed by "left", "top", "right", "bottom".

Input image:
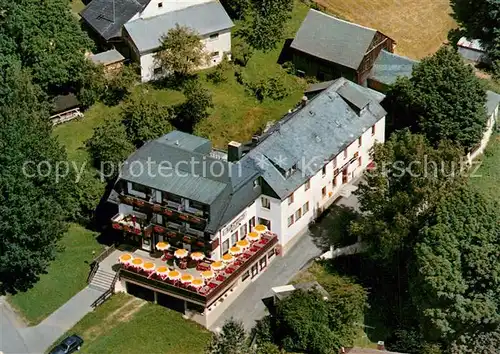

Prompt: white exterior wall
[
  {"left": 139, "top": 30, "right": 232, "bottom": 82},
  {"left": 140, "top": 0, "right": 213, "bottom": 18},
  {"left": 211, "top": 117, "right": 386, "bottom": 253}
]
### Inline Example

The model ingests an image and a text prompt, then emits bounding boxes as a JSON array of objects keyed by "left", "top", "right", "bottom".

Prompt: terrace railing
[
  {"left": 87, "top": 244, "right": 116, "bottom": 284},
  {"left": 119, "top": 234, "right": 279, "bottom": 307}
]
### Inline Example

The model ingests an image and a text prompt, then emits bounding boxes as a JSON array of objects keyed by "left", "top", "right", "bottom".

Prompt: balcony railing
[
  {"left": 111, "top": 213, "right": 153, "bottom": 237},
  {"left": 119, "top": 194, "right": 207, "bottom": 226},
  {"left": 119, "top": 233, "right": 279, "bottom": 307}
]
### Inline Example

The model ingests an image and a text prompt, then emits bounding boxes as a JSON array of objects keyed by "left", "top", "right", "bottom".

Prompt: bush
[
  {"left": 247, "top": 73, "right": 290, "bottom": 101},
  {"left": 207, "top": 55, "right": 232, "bottom": 84},
  {"left": 232, "top": 38, "right": 253, "bottom": 67}
]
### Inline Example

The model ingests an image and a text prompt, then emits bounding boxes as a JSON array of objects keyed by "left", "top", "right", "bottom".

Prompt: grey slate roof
[
  {"left": 486, "top": 90, "right": 500, "bottom": 117},
  {"left": 80, "top": 0, "right": 150, "bottom": 41},
  {"left": 241, "top": 77, "right": 386, "bottom": 199},
  {"left": 369, "top": 49, "right": 418, "bottom": 85},
  {"left": 89, "top": 49, "right": 125, "bottom": 65},
  {"left": 306, "top": 81, "right": 386, "bottom": 103},
  {"left": 124, "top": 1, "right": 234, "bottom": 53},
  {"left": 290, "top": 9, "right": 376, "bottom": 70},
  {"left": 117, "top": 78, "right": 386, "bottom": 233}
]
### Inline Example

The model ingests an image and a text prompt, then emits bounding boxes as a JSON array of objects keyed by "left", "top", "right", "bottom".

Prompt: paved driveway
[
  {"left": 1, "top": 287, "right": 105, "bottom": 354},
  {"left": 210, "top": 230, "right": 321, "bottom": 331}
]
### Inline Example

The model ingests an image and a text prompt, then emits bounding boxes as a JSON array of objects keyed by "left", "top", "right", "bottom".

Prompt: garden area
[
  {"left": 51, "top": 293, "right": 211, "bottom": 354},
  {"left": 8, "top": 224, "right": 103, "bottom": 325}
]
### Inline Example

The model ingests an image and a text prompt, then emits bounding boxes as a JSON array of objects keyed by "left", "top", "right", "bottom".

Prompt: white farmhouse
[{"left": 80, "top": 0, "right": 233, "bottom": 82}]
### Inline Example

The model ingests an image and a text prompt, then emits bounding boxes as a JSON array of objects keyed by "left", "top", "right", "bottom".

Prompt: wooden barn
[{"left": 290, "top": 9, "right": 396, "bottom": 85}]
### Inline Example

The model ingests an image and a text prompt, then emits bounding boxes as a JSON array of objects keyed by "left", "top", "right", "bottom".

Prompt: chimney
[
  {"left": 227, "top": 141, "right": 243, "bottom": 162},
  {"left": 301, "top": 95, "right": 308, "bottom": 107},
  {"left": 377, "top": 341, "right": 385, "bottom": 351}
]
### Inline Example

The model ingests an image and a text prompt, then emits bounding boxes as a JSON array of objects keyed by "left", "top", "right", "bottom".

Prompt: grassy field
[
  {"left": 315, "top": 0, "right": 456, "bottom": 59},
  {"left": 470, "top": 133, "right": 500, "bottom": 199},
  {"left": 51, "top": 293, "right": 211, "bottom": 354},
  {"left": 9, "top": 224, "right": 104, "bottom": 325}
]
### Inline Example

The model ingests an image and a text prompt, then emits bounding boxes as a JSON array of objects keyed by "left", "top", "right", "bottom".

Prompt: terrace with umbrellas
[{"left": 115, "top": 224, "right": 279, "bottom": 307}]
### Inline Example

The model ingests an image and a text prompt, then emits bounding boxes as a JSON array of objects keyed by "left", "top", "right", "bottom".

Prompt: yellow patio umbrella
[
  {"left": 247, "top": 231, "right": 260, "bottom": 241},
  {"left": 131, "top": 258, "right": 143, "bottom": 267},
  {"left": 254, "top": 224, "right": 268, "bottom": 234},
  {"left": 211, "top": 261, "right": 225, "bottom": 271},
  {"left": 156, "top": 266, "right": 168, "bottom": 275},
  {"left": 142, "top": 262, "right": 155, "bottom": 271},
  {"left": 118, "top": 253, "right": 133, "bottom": 264},
  {"left": 201, "top": 270, "right": 215, "bottom": 279},
  {"left": 167, "top": 270, "right": 181, "bottom": 280},
  {"left": 180, "top": 274, "right": 194, "bottom": 284},
  {"left": 191, "top": 252, "right": 205, "bottom": 261},
  {"left": 174, "top": 248, "right": 189, "bottom": 258},
  {"left": 222, "top": 253, "right": 235, "bottom": 263},
  {"left": 191, "top": 278, "right": 204, "bottom": 288},
  {"left": 229, "top": 246, "right": 242, "bottom": 255},
  {"left": 156, "top": 241, "right": 170, "bottom": 251},
  {"left": 236, "top": 239, "right": 250, "bottom": 249}
]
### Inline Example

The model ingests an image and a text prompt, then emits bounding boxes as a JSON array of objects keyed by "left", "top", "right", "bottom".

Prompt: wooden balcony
[
  {"left": 119, "top": 233, "right": 279, "bottom": 307},
  {"left": 111, "top": 213, "right": 153, "bottom": 237},
  {"left": 119, "top": 194, "right": 207, "bottom": 227}
]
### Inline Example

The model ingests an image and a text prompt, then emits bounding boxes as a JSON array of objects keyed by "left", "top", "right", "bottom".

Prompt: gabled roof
[
  {"left": 124, "top": 1, "right": 234, "bottom": 54},
  {"left": 89, "top": 49, "right": 125, "bottom": 65},
  {"left": 486, "top": 90, "right": 500, "bottom": 116},
  {"left": 80, "top": 0, "right": 150, "bottom": 41},
  {"left": 368, "top": 49, "right": 418, "bottom": 85},
  {"left": 290, "top": 9, "right": 377, "bottom": 70},
  {"left": 241, "top": 78, "right": 386, "bottom": 199},
  {"left": 51, "top": 94, "right": 80, "bottom": 114}
]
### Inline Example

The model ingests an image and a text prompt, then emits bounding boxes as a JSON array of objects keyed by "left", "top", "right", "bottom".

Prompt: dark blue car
[{"left": 48, "top": 335, "right": 83, "bottom": 354}]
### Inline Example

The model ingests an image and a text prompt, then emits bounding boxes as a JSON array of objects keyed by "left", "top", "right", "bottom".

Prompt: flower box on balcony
[
  {"left": 167, "top": 231, "right": 177, "bottom": 238},
  {"left": 196, "top": 241, "right": 205, "bottom": 248},
  {"left": 190, "top": 216, "right": 201, "bottom": 223},
  {"left": 179, "top": 214, "right": 188, "bottom": 221},
  {"left": 123, "top": 225, "right": 130, "bottom": 232},
  {"left": 154, "top": 225, "right": 165, "bottom": 234},
  {"left": 121, "top": 196, "right": 134, "bottom": 205},
  {"left": 152, "top": 204, "right": 162, "bottom": 212},
  {"left": 183, "top": 236, "right": 192, "bottom": 244},
  {"left": 133, "top": 228, "right": 141, "bottom": 235},
  {"left": 112, "top": 222, "right": 122, "bottom": 230},
  {"left": 134, "top": 199, "right": 145, "bottom": 207},
  {"left": 163, "top": 209, "right": 173, "bottom": 216}
]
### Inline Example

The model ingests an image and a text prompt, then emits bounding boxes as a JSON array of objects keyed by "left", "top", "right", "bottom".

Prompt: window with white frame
[
  {"left": 211, "top": 51, "right": 219, "bottom": 58},
  {"left": 322, "top": 186, "right": 326, "bottom": 198},
  {"left": 288, "top": 215, "right": 294, "bottom": 227},
  {"left": 371, "top": 125, "right": 376, "bottom": 136},
  {"left": 288, "top": 193, "right": 294, "bottom": 205},
  {"left": 344, "top": 149, "right": 348, "bottom": 159},
  {"left": 231, "top": 231, "right": 238, "bottom": 245},
  {"left": 261, "top": 197, "right": 271, "bottom": 209},
  {"left": 295, "top": 208, "right": 302, "bottom": 221},
  {"left": 239, "top": 224, "right": 247, "bottom": 239},
  {"left": 222, "top": 239, "right": 229, "bottom": 254},
  {"left": 358, "top": 136, "right": 362, "bottom": 147},
  {"left": 322, "top": 165, "right": 326, "bottom": 176},
  {"left": 251, "top": 264, "right": 258, "bottom": 278},
  {"left": 302, "top": 201, "right": 309, "bottom": 214},
  {"left": 209, "top": 33, "right": 219, "bottom": 40}
]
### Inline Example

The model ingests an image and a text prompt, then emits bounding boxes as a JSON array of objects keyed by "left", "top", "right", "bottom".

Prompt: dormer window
[{"left": 158, "top": 2, "right": 163, "bottom": 8}]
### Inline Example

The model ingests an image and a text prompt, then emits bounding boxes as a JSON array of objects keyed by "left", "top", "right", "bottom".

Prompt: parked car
[{"left": 48, "top": 335, "right": 83, "bottom": 354}]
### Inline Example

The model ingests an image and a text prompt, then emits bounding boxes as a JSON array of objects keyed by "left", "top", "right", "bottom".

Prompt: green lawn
[
  {"left": 8, "top": 224, "right": 104, "bottom": 325},
  {"left": 52, "top": 293, "right": 211, "bottom": 354},
  {"left": 470, "top": 133, "right": 500, "bottom": 199}
]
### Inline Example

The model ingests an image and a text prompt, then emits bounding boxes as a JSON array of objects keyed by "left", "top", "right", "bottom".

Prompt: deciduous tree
[
  {"left": 154, "top": 25, "right": 210, "bottom": 79},
  {"left": 0, "top": 63, "right": 76, "bottom": 293},
  {"left": 121, "top": 92, "right": 174, "bottom": 147},
  {"left": 174, "top": 79, "right": 214, "bottom": 132},
  {"left": 0, "top": 0, "right": 93, "bottom": 96},
  {"left": 412, "top": 186, "right": 500, "bottom": 343},
  {"left": 450, "top": 0, "right": 500, "bottom": 62},
  {"left": 206, "top": 319, "right": 252, "bottom": 354},
  {"left": 86, "top": 118, "right": 135, "bottom": 179},
  {"left": 386, "top": 47, "right": 487, "bottom": 151},
  {"left": 352, "top": 130, "right": 464, "bottom": 261},
  {"left": 247, "top": 0, "right": 293, "bottom": 51}
]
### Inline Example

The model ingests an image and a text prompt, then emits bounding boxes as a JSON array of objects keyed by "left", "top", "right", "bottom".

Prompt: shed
[
  {"left": 457, "top": 37, "right": 490, "bottom": 64},
  {"left": 89, "top": 49, "right": 125, "bottom": 66},
  {"left": 50, "top": 94, "right": 83, "bottom": 125}
]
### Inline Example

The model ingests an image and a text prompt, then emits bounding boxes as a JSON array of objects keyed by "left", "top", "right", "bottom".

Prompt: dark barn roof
[
  {"left": 80, "top": 0, "right": 150, "bottom": 41},
  {"left": 291, "top": 9, "right": 377, "bottom": 70},
  {"left": 51, "top": 94, "right": 80, "bottom": 115}
]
